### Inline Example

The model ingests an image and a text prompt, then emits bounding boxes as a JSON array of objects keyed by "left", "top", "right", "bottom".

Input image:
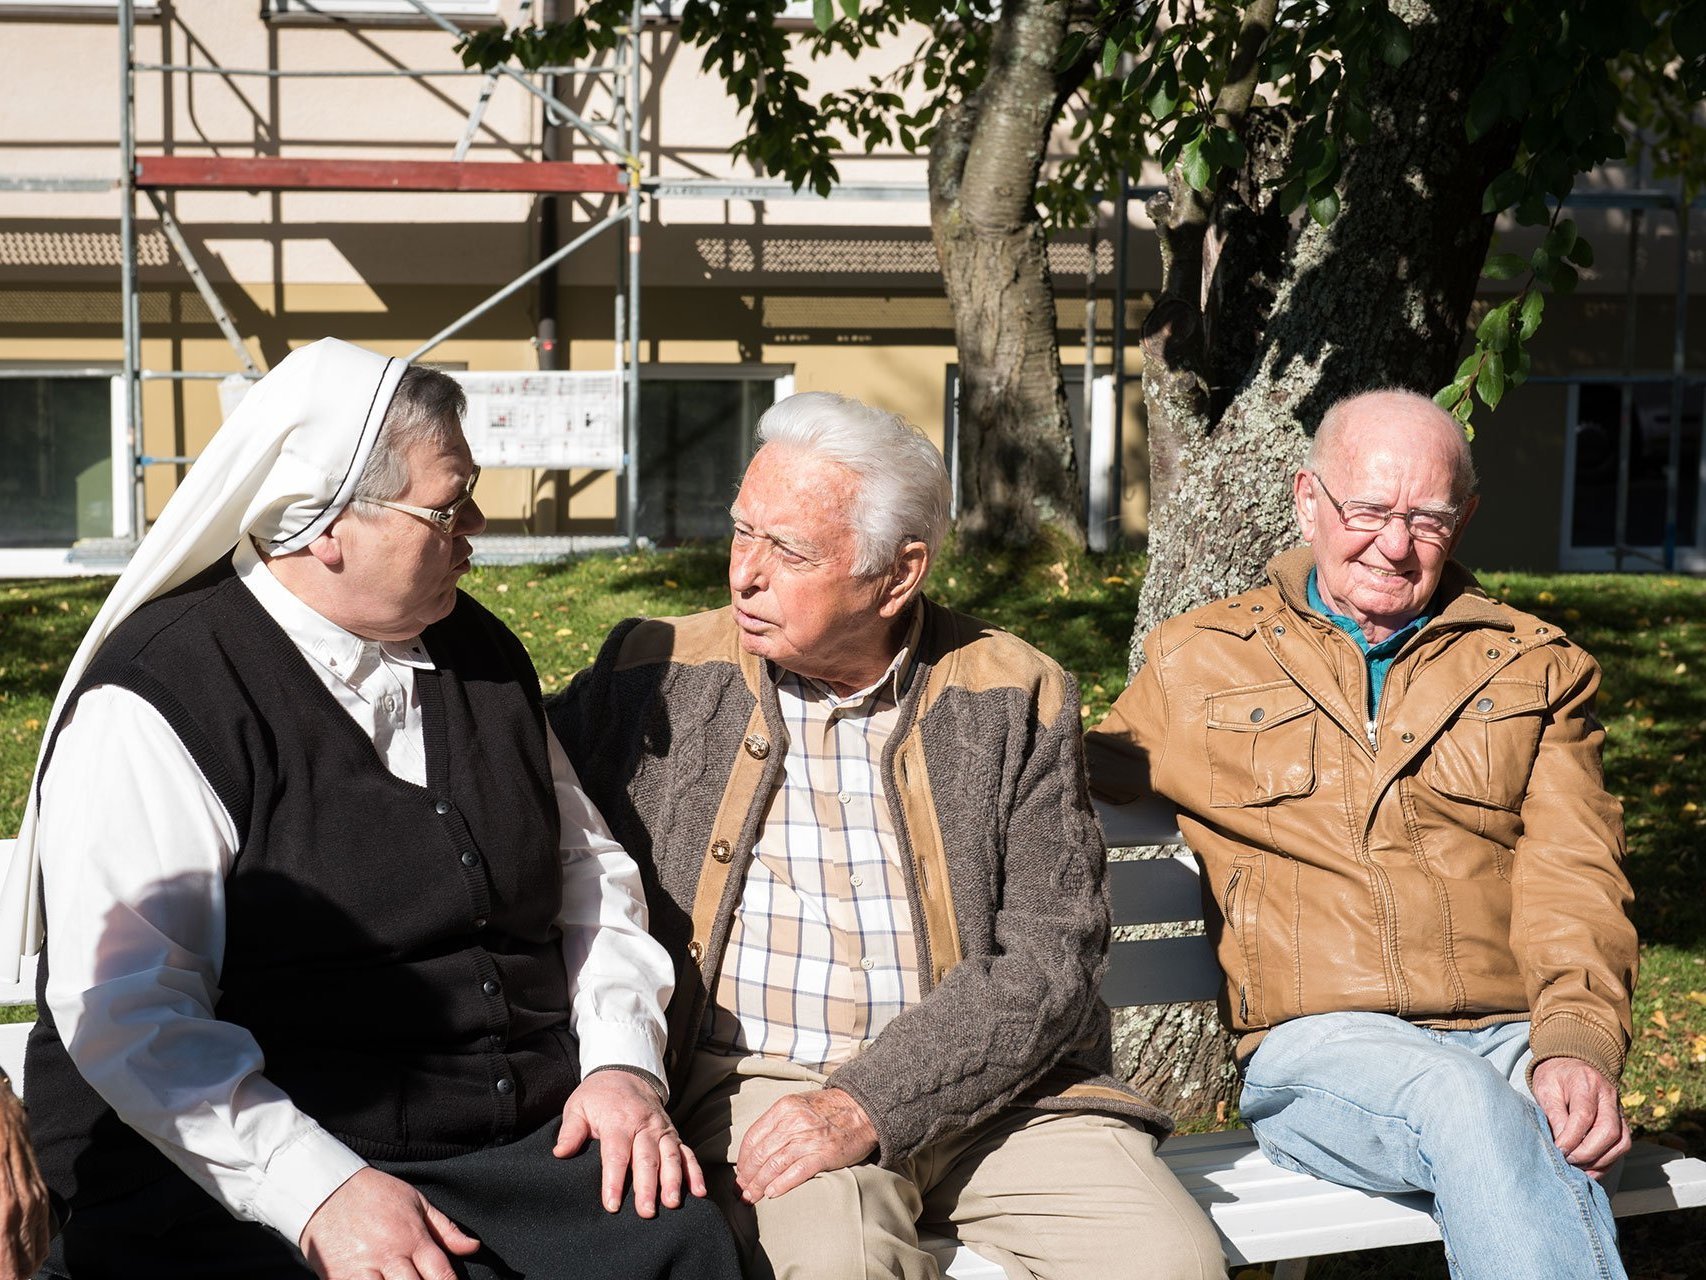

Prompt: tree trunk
[
  {"left": 1117, "top": 0, "right": 1519, "bottom": 1121},
  {"left": 929, "top": 0, "right": 1084, "bottom": 552}
]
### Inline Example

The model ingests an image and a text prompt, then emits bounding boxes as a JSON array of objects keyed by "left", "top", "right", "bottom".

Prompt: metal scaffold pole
[
  {"left": 119, "top": 0, "right": 142, "bottom": 541},
  {"left": 624, "top": 1, "right": 643, "bottom": 552}
]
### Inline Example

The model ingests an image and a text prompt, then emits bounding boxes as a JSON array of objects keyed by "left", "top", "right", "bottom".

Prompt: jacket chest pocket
[
  {"left": 1420, "top": 678, "right": 1547, "bottom": 812},
  {"left": 1205, "top": 682, "right": 1316, "bottom": 808}
]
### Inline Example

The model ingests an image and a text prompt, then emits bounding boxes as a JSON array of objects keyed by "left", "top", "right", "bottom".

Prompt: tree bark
[
  {"left": 929, "top": 0, "right": 1085, "bottom": 551},
  {"left": 1118, "top": 0, "right": 1519, "bottom": 1121}
]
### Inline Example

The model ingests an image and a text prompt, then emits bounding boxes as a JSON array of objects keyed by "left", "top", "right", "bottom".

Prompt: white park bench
[
  {"left": 2, "top": 817, "right": 1702, "bottom": 1277},
  {"left": 923, "top": 798, "right": 1706, "bottom": 1278}
]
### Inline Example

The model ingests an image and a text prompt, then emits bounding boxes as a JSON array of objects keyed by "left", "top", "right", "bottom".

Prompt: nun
[{"left": 3, "top": 339, "right": 738, "bottom": 1280}]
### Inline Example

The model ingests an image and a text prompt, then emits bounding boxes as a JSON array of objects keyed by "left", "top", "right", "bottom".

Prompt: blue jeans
[{"left": 1239, "top": 1012, "right": 1625, "bottom": 1280}]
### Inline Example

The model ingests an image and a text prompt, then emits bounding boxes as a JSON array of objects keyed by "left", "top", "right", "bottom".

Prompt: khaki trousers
[{"left": 675, "top": 1052, "right": 1227, "bottom": 1280}]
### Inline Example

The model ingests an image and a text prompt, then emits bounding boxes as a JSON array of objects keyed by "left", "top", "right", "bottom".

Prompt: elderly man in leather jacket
[{"left": 1086, "top": 389, "right": 1637, "bottom": 1280}]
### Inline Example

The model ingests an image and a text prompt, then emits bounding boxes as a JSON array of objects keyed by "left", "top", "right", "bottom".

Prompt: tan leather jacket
[{"left": 1086, "top": 548, "right": 1636, "bottom": 1083}]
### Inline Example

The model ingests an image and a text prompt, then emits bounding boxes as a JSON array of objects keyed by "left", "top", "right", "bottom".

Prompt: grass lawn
[{"left": 0, "top": 545, "right": 1702, "bottom": 1276}]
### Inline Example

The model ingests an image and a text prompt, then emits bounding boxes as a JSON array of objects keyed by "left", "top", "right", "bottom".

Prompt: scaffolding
[{"left": 109, "top": 0, "right": 647, "bottom": 548}]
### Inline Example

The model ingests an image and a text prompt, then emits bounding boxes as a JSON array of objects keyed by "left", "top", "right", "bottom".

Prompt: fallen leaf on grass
[
  {"left": 1651, "top": 1009, "right": 1670, "bottom": 1030},
  {"left": 1622, "top": 1091, "right": 1648, "bottom": 1107}
]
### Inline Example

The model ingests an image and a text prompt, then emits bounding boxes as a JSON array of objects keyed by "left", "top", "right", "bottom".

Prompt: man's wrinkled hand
[
  {"left": 0, "top": 1092, "right": 50, "bottom": 1280},
  {"left": 554, "top": 1069, "right": 705, "bottom": 1217},
  {"left": 734, "top": 1087, "right": 878, "bottom": 1203},
  {"left": 299, "top": 1167, "right": 480, "bottom": 1280},
  {"left": 1531, "top": 1056, "right": 1631, "bottom": 1180}
]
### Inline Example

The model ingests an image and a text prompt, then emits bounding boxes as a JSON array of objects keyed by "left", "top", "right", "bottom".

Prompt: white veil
[{"left": 0, "top": 337, "right": 406, "bottom": 978}]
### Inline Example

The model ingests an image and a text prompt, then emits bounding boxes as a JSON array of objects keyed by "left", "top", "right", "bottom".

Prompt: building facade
[{"left": 1, "top": 0, "right": 1700, "bottom": 574}]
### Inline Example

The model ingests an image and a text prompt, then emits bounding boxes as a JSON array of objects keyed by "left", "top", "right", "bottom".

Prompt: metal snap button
[
  {"left": 1475, "top": 697, "right": 1494, "bottom": 713},
  {"left": 744, "top": 733, "right": 771, "bottom": 760},
  {"left": 1485, "top": 648, "right": 1500, "bottom": 660},
  {"left": 1400, "top": 731, "right": 1415, "bottom": 743},
  {"left": 1250, "top": 605, "right": 1264, "bottom": 613},
  {"left": 1273, "top": 625, "right": 1286, "bottom": 636},
  {"left": 1228, "top": 602, "right": 1242, "bottom": 609},
  {"left": 1537, "top": 626, "right": 1550, "bottom": 635},
  {"left": 710, "top": 839, "right": 733, "bottom": 864},
  {"left": 1249, "top": 708, "right": 1266, "bottom": 724}
]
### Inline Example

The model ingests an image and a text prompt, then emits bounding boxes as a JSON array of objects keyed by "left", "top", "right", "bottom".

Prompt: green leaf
[
  {"left": 1478, "top": 351, "right": 1507, "bottom": 409},
  {"left": 1553, "top": 261, "right": 1580, "bottom": 294},
  {"left": 813, "top": 0, "right": 834, "bottom": 34},
  {"left": 1519, "top": 289, "right": 1545, "bottom": 340},
  {"left": 1434, "top": 383, "right": 1466, "bottom": 411},
  {"left": 1510, "top": 344, "right": 1532, "bottom": 387},
  {"left": 1057, "top": 31, "right": 1089, "bottom": 73},
  {"left": 1543, "top": 217, "right": 1579, "bottom": 260},
  {"left": 1102, "top": 32, "right": 1122, "bottom": 78},
  {"left": 1466, "top": 80, "right": 1503, "bottom": 142},
  {"left": 1456, "top": 352, "right": 1483, "bottom": 381},
  {"left": 1379, "top": 12, "right": 1413, "bottom": 66},
  {"left": 1146, "top": 68, "right": 1180, "bottom": 119},
  {"left": 1308, "top": 188, "right": 1341, "bottom": 227},
  {"left": 1481, "top": 168, "right": 1526, "bottom": 214},
  {"left": 1476, "top": 302, "right": 1512, "bottom": 352},
  {"left": 1567, "top": 236, "right": 1595, "bottom": 267},
  {"left": 1181, "top": 136, "right": 1213, "bottom": 192},
  {"left": 839, "top": 0, "right": 859, "bottom": 19},
  {"left": 1482, "top": 252, "right": 1530, "bottom": 281}
]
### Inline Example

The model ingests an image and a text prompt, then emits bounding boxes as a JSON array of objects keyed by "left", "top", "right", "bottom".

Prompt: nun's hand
[
  {"left": 554, "top": 1069, "right": 706, "bottom": 1218},
  {"left": 299, "top": 1168, "right": 480, "bottom": 1280}
]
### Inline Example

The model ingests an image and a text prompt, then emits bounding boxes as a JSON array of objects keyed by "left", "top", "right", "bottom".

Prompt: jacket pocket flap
[
  {"left": 1206, "top": 683, "right": 1314, "bottom": 732},
  {"left": 1457, "top": 678, "right": 1547, "bottom": 722}
]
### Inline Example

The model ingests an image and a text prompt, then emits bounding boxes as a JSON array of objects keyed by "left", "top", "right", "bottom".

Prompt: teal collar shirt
[{"left": 1305, "top": 570, "right": 1434, "bottom": 716}]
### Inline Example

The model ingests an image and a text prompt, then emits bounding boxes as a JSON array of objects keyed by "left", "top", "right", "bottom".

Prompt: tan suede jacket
[{"left": 1086, "top": 547, "right": 1637, "bottom": 1083}]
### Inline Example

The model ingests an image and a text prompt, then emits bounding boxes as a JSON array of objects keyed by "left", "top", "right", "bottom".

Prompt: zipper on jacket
[
  {"left": 1238, "top": 985, "right": 1249, "bottom": 1021},
  {"left": 1224, "top": 865, "right": 1244, "bottom": 927},
  {"left": 1365, "top": 717, "right": 1377, "bottom": 749}
]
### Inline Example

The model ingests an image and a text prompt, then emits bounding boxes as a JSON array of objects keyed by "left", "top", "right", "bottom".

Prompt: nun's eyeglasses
[{"left": 364, "top": 465, "right": 481, "bottom": 535}]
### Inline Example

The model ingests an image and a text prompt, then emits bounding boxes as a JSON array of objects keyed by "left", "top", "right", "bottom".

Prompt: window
[
  {"left": 643, "top": 1, "right": 816, "bottom": 21},
  {"left": 0, "top": 2, "right": 161, "bottom": 16},
  {"left": 265, "top": 0, "right": 499, "bottom": 20},
  {"left": 1561, "top": 379, "right": 1704, "bottom": 571},
  {"left": 0, "top": 374, "right": 120, "bottom": 547},
  {"left": 636, "top": 367, "right": 791, "bottom": 544}
]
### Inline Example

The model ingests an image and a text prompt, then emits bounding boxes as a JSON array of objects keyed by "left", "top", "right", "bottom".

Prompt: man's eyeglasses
[
  {"left": 1310, "top": 472, "right": 1458, "bottom": 544},
  {"left": 363, "top": 465, "right": 481, "bottom": 535}
]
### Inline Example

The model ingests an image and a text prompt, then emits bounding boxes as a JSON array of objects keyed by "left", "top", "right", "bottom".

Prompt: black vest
[{"left": 25, "top": 561, "right": 574, "bottom": 1210}]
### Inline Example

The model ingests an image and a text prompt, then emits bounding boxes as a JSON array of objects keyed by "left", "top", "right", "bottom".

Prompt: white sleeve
[
  {"left": 548, "top": 727, "right": 673, "bottom": 1091},
  {"left": 38, "top": 686, "right": 366, "bottom": 1244}
]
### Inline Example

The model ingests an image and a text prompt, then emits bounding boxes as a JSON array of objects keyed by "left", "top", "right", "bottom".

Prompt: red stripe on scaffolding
[{"left": 133, "top": 156, "right": 628, "bottom": 194}]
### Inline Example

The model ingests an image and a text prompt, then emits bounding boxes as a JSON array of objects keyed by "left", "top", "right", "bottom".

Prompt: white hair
[{"left": 755, "top": 391, "right": 951, "bottom": 575}]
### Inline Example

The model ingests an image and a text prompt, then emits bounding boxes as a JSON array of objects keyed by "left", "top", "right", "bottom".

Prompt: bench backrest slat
[{"left": 1097, "top": 799, "right": 1222, "bottom": 1009}]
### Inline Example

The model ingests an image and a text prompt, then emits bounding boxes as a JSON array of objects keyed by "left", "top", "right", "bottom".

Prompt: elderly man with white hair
[
  {"left": 549, "top": 392, "right": 1225, "bottom": 1280},
  {"left": 11, "top": 340, "right": 740, "bottom": 1280},
  {"left": 1087, "top": 389, "right": 1638, "bottom": 1280}
]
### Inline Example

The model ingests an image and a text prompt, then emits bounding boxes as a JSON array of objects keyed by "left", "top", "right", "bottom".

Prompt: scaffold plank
[{"left": 133, "top": 156, "right": 627, "bottom": 194}]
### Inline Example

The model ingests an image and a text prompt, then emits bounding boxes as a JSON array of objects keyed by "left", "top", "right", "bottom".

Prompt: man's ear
[
  {"left": 879, "top": 541, "right": 930, "bottom": 617},
  {"left": 1446, "top": 494, "right": 1480, "bottom": 556},
  {"left": 1293, "top": 469, "right": 1318, "bottom": 544}
]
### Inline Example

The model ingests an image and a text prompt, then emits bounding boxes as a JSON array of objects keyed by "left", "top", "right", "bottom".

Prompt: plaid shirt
[{"left": 702, "top": 612, "right": 925, "bottom": 1070}]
